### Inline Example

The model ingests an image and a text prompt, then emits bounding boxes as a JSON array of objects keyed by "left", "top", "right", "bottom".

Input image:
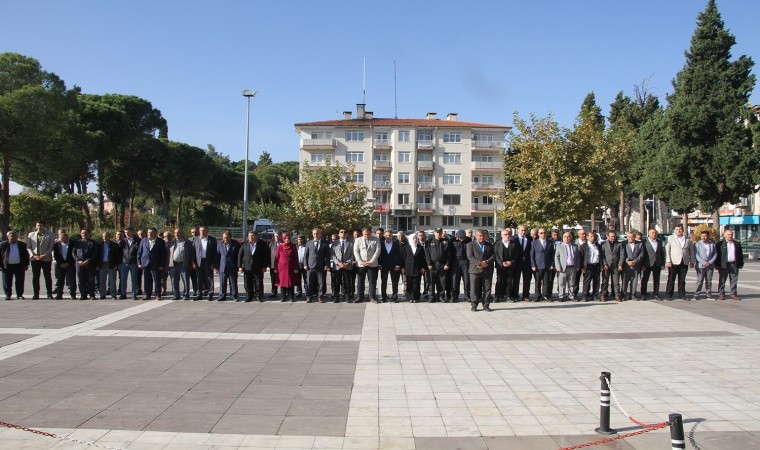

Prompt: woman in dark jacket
[{"left": 401, "top": 234, "right": 427, "bottom": 302}]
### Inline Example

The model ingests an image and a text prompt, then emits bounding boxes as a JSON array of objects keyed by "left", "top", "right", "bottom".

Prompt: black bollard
[
  {"left": 669, "top": 413, "right": 685, "bottom": 449},
  {"left": 595, "top": 371, "right": 616, "bottom": 435}
]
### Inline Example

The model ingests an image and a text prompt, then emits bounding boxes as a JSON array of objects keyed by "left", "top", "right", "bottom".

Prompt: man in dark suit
[
  {"left": 641, "top": 228, "right": 665, "bottom": 300},
  {"left": 303, "top": 227, "right": 331, "bottom": 303},
  {"left": 215, "top": 230, "right": 240, "bottom": 301},
  {"left": 192, "top": 226, "right": 217, "bottom": 301},
  {"left": 331, "top": 229, "right": 355, "bottom": 303},
  {"left": 238, "top": 230, "right": 270, "bottom": 302},
  {"left": 137, "top": 227, "right": 166, "bottom": 300},
  {"left": 168, "top": 227, "right": 196, "bottom": 300},
  {"left": 425, "top": 228, "right": 454, "bottom": 303},
  {"left": 0, "top": 230, "right": 30, "bottom": 300},
  {"left": 74, "top": 229, "right": 99, "bottom": 300},
  {"left": 450, "top": 230, "right": 470, "bottom": 302},
  {"left": 511, "top": 225, "right": 532, "bottom": 301},
  {"left": 379, "top": 229, "right": 402, "bottom": 302},
  {"left": 530, "top": 228, "right": 555, "bottom": 301},
  {"left": 717, "top": 229, "right": 744, "bottom": 300},
  {"left": 119, "top": 227, "right": 141, "bottom": 299},
  {"left": 97, "top": 231, "right": 123, "bottom": 299},
  {"left": 618, "top": 231, "right": 643, "bottom": 300},
  {"left": 53, "top": 231, "right": 76, "bottom": 299},
  {"left": 467, "top": 229, "right": 495, "bottom": 312},
  {"left": 494, "top": 228, "right": 518, "bottom": 302},
  {"left": 600, "top": 230, "right": 621, "bottom": 302},
  {"left": 268, "top": 231, "right": 281, "bottom": 298},
  {"left": 580, "top": 231, "right": 603, "bottom": 301}
]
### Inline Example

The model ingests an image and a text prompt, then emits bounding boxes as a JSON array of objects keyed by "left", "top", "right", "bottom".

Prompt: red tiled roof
[{"left": 294, "top": 118, "right": 510, "bottom": 129}]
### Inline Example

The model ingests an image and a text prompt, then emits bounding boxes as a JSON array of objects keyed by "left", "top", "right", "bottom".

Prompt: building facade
[{"left": 295, "top": 105, "right": 511, "bottom": 233}]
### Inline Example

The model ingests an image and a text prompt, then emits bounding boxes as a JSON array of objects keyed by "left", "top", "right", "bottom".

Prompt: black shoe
[
  {"left": 208, "top": 295, "right": 214, "bottom": 301},
  {"left": 256, "top": 297, "right": 263, "bottom": 302},
  {"left": 295, "top": 293, "right": 302, "bottom": 298},
  {"left": 269, "top": 293, "right": 278, "bottom": 298},
  {"left": 484, "top": 303, "right": 493, "bottom": 312},
  {"left": 32, "top": 295, "right": 39, "bottom": 300},
  {"left": 218, "top": 296, "right": 227, "bottom": 301},
  {"left": 54, "top": 294, "right": 63, "bottom": 300},
  {"left": 471, "top": 303, "right": 478, "bottom": 312}
]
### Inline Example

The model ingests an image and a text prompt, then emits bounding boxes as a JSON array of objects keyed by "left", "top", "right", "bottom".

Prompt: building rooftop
[{"left": 295, "top": 118, "right": 509, "bottom": 129}]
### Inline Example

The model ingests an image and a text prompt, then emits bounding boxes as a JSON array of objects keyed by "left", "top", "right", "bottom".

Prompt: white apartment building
[{"left": 295, "top": 104, "right": 511, "bottom": 233}]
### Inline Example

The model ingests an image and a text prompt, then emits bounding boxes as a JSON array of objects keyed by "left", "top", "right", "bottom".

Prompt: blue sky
[{"left": 1, "top": 0, "right": 758, "bottom": 170}]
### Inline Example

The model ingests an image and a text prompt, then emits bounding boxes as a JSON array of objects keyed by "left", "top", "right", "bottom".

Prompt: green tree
[
  {"left": 665, "top": 0, "right": 757, "bottom": 225},
  {"left": 280, "top": 161, "right": 371, "bottom": 234}
]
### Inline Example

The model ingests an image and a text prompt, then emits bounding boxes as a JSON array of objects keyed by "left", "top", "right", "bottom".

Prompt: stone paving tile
[
  {"left": 0, "top": 333, "right": 38, "bottom": 347},
  {"left": 0, "top": 300, "right": 137, "bottom": 329}
]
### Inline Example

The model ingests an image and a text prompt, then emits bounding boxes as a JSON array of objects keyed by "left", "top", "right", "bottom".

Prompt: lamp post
[{"left": 242, "top": 89, "right": 257, "bottom": 239}]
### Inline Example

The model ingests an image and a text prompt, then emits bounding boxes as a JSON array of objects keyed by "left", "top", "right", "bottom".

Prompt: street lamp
[{"left": 242, "top": 89, "right": 257, "bottom": 239}]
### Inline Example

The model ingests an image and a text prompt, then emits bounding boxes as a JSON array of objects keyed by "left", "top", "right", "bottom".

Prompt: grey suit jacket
[
  {"left": 466, "top": 240, "right": 494, "bottom": 275},
  {"left": 303, "top": 238, "right": 331, "bottom": 270},
  {"left": 618, "top": 241, "right": 644, "bottom": 270},
  {"left": 353, "top": 237, "right": 380, "bottom": 268},
  {"left": 27, "top": 231, "right": 55, "bottom": 262},
  {"left": 642, "top": 239, "right": 665, "bottom": 268},
  {"left": 693, "top": 240, "right": 717, "bottom": 268},
  {"left": 332, "top": 240, "right": 355, "bottom": 270},
  {"left": 554, "top": 243, "right": 580, "bottom": 272}
]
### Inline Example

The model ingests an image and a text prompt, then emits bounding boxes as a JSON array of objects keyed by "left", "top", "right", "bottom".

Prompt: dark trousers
[
  {"left": 298, "top": 268, "right": 308, "bottom": 294},
  {"left": 495, "top": 267, "right": 513, "bottom": 299},
  {"left": 332, "top": 269, "right": 349, "bottom": 298},
  {"left": 307, "top": 269, "right": 327, "bottom": 299},
  {"left": 665, "top": 263, "right": 688, "bottom": 299},
  {"left": 547, "top": 270, "right": 556, "bottom": 298},
  {"left": 143, "top": 266, "right": 161, "bottom": 298},
  {"left": 406, "top": 275, "right": 421, "bottom": 300},
  {"left": 452, "top": 260, "right": 470, "bottom": 299},
  {"left": 3, "top": 264, "right": 25, "bottom": 298},
  {"left": 269, "top": 269, "right": 278, "bottom": 294},
  {"left": 534, "top": 268, "right": 549, "bottom": 299},
  {"left": 640, "top": 265, "right": 661, "bottom": 297},
  {"left": 171, "top": 265, "right": 190, "bottom": 298},
  {"left": 512, "top": 266, "right": 531, "bottom": 299},
  {"left": 196, "top": 258, "right": 214, "bottom": 297},
  {"left": 380, "top": 267, "right": 400, "bottom": 298},
  {"left": 218, "top": 269, "right": 238, "bottom": 299},
  {"left": 76, "top": 262, "right": 96, "bottom": 298},
  {"left": 120, "top": 262, "right": 139, "bottom": 297},
  {"left": 470, "top": 272, "right": 493, "bottom": 303},
  {"left": 243, "top": 268, "right": 265, "bottom": 300},
  {"left": 718, "top": 263, "right": 740, "bottom": 296},
  {"left": 31, "top": 260, "right": 53, "bottom": 297},
  {"left": 190, "top": 267, "right": 198, "bottom": 293},
  {"left": 582, "top": 264, "right": 600, "bottom": 298},
  {"left": 601, "top": 267, "right": 620, "bottom": 297},
  {"left": 573, "top": 266, "right": 583, "bottom": 297},
  {"left": 621, "top": 268, "right": 638, "bottom": 298},
  {"left": 136, "top": 267, "right": 143, "bottom": 293},
  {"left": 428, "top": 267, "right": 447, "bottom": 300},
  {"left": 356, "top": 266, "right": 378, "bottom": 299},
  {"left": 55, "top": 263, "right": 76, "bottom": 296}
]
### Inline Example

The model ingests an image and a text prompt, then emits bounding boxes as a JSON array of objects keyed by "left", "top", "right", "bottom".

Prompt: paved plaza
[{"left": 2, "top": 265, "right": 760, "bottom": 449}]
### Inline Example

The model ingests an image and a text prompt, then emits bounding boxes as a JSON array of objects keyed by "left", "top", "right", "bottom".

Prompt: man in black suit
[
  {"left": 168, "top": 227, "right": 196, "bottom": 300},
  {"left": 467, "top": 229, "right": 495, "bottom": 312},
  {"left": 0, "top": 231, "right": 30, "bottom": 300},
  {"left": 137, "top": 227, "right": 166, "bottom": 300},
  {"left": 97, "top": 231, "right": 123, "bottom": 300},
  {"left": 192, "top": 226, "right": 217, "bottom": 300},
  {"left": 717, "top": 229, "right": 744, "bottom": 300},
  {"left": 268, "top": 231, "right": 281, "bottom": 298},
  {"left": 331, "top": 229, "right": 354, "bottom": 303},
  {"left": 641, "top": 228, "right": 665, "bottom": 300},
  {"left": 119, "top": 227, "right": 141, "bottom": 299},
  {"left": 530, "top": 228, "right": 555, "bottom": 301},
  {"left": 600, "top": 230, "right": 621, "bottom": 302},
  {"left": 74, "top": 229, "right": 99, "bottom": 300},
  {"left": 53, "top": 231, "right": 76, "bottom": 299},
  {"left": 378, "top": 229, "right": 402, "bottom": 302},
  {"left": 618, "top": 231, "right": 643, "bottom": 301},
  {"left": 303, "top": 227, "right": 331, "bottom": 303},
  {"left": 238, "top": 230, "right": 270, "bottom": 302},
  {"left": 494, "top": 228, "right": 518, "bottom": 302},
  {"left": 511, "top": 225, "right": 532, "bottom": 302},
  {"left": 215, "top": 231, "right": 240, "bottom": 301},
  {"left": 425, "top": 228, "right": 454, "bottom": 303},
  {"left": 450, "top": 230, "right": 471, "bottom": 303}
]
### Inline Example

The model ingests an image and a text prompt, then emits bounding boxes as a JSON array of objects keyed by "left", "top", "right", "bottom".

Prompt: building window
[
  {"left": 398, "top": 130, "right": 410, "bottom": 142},
  {"left": 473, "top": 175, "right": 494, "bottom": 184},
  {"left": 417, "top": 174, "right": 432, "bottom": 183},
  {"left": 374, "top": 152, "right": 389, "bottom": 161},
  {"left": 443, "top": 132, "right": 461, "bottom": 143},
  {"left": 418, "top": 131, "right": 432, "bottom": 141},
  {"left": 375, "top": 131, "right": 388, "bottom": 140},
  {"left": 442, "top": 216, "right": 460, "bottom": 227},
  {"left": 398, "top": 152, "right": 411, "bottom": 163},
  {"left": 346, "top": 152, "right": 364, "bottom": 163},
  {"left": 443, "top": 194, "right": 461, "bottom": 205},
  {"left": 417, "top": 152, "right": 433, "bottom": 162},
  {"left": 418, "top": 194, "right": 431, "bottom": 204},
  {"left": 311, "top": 153, "right": 332, "bottom": 163},
  {"left": 311, "top": 131, "right": 332, "bottom": 140},
  {"left": 374, "top": 173, "right": 389, "bottom": 183},
  {"left": 398, "top": 193, "right": 410, "bottom": 205},
  {"left": 398, "top": 173, "right": 410, "bottom": 184},
  {"left": 351, "top": 172, "right": 365, "bottom": 183},
  {"left": 474, "top": 195, "right": 493, "bottom": 205},
  {"left": 345, "top": 131, "right": 365, "bottom": 141},
  {"left": 473, "top": 216, "right": 494, "bottom": 227},
  {"left": 443, "top": 153, "right": 462, "bottom": 164},
  {"left": 473, "top": 154, "right": 495, "bottom": 162},
  {"left": 472, "top": 134, "right": 492, "bottom": 143},
  {"left": 418, "top": 216, "right": 431, "bottom": 226},
  {"left": 443, "top": 174, "right": 461, "bottom": 185}
]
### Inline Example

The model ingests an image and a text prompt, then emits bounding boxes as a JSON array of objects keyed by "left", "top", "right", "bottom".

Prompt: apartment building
[{"left": 295, "top": 104, "right": 511, "bottom": 233}]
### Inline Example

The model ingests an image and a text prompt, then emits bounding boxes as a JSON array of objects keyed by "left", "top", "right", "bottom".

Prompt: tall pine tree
[{"left": 665, "top": 0, "right": 757, "bottom": 224}]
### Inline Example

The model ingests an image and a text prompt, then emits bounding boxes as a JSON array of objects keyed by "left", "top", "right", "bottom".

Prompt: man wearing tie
[
  {"left": 168, "top": 228, "right": 195, "bottom": 300},
  {"left": 137, "top": 227, "right": 166, "bottom": 300},
  {"left": 693, "top": 230, "right": 717, "bottom": 300},
  {"left": 53, "top": 231, "right": 76, "bottom": 299},
  {"left": 304, "top": 227, "right": 331, "bottom": 303},
  {"left": 530, "top": 228, "right": 555, "bottom": 302},
  {"left": 192, "top": 226, "right": 217, "bottom": 301},
  {"left": 215, "top": 231, "right": 240, "bottom": 301},
  {"left": 618, "top": 231, "right": 643, "bottom": 301},
  {"left": 97, "top": 231, "right": 122, "bottom": 300},
  {"left": 27, "top": 221, "right": 55, "bottom": 299},
  {"left": 494, "top": 228, "right": 517, "bottom": 302},
  {"left": 665, "top": 224, "right": 693, "bottom": 300},
  {"left": 555, "top": 232, "right": 580, "bottom": 301},
  {"left": 641, "top": 228, "right": 665, "bottom": 300},
  {"left": 379, "top": 229, "right": 402, "bottom": 302},
  {"left": 331, "top": 229, "right": 355, "bottom": 303},
  {"left": 237, "top": 231, "right": 269, "bottom": 302},
  {"left": 467, "top": 229, "right": 495, "bottom": 311},
  {"left": 511, "top": 225, "right": 532, "bottom": 302}
]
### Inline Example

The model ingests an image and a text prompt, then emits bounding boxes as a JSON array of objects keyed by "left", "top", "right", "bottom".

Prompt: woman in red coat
[{"left": 274, "top": 233, "right": 300, "bottom": 301}]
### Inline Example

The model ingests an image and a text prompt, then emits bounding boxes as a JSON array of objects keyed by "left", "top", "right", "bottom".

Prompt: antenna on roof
[
  {"left": 394, "top": 60, "right": 398, "bottom": 119},
  {"left": 362, "top": 57, "right": 366, "bottom": 105}
]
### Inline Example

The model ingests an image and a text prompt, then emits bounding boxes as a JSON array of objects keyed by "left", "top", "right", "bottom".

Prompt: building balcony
[
  {"left": 471, "top": 161, "right": 502, "bottom": 170},
  {"left": 373, "top": 160, "right": 392, "bottom": 170},
  {"left": 372, "top": 139, "right": 392, "bottom": 149},
  {"left": 372, "top": 181, "right": 392, "bottom": 191},
  {"left": 395, "top": 204, "right": 413, "bottom": 212},
  {"left": 417, "top": 160, "right": 435, "bottom": 171},
  {"left": 471, "top": 203, "right": 500, "bottom": 212},
  {"left": 471, "top": 182, "right": 499, "bottom": 191},
  {"left": 417, "top": 182, "right": 434, "bottom": 191},
  {"left": 417, "top": 202, "right": 434, "bottom": 212},
  {"left": 302, "top": 138, "right": 337, "bottom": 149},
  {"left": 471, "top": 140, "right": 504, "bottom": 150},
  {"left": 416, "top": 139, "right": 434, "bottom": 150},
  {"left": 306, "top": 159, "right": 334, "bottom": 168}
]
